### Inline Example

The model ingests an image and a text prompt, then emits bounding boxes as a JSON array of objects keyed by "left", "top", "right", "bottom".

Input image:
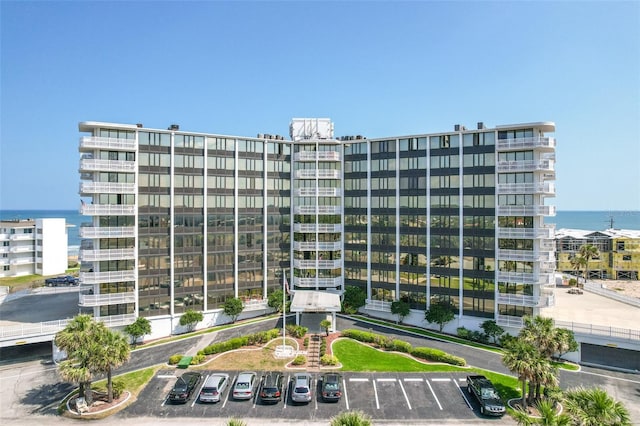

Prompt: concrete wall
[{"left": 36, "top": 218, "right": 67, "bottom": 276}]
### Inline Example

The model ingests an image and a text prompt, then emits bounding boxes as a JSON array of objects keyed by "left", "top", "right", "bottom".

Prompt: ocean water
[{"left": 1, "top": 209, "right": 638, "bottom": 251}]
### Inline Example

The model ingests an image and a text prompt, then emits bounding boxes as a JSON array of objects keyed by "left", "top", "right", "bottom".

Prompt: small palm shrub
[
  {"left": 330, "top": 410, "right": 372, "bottom": 426},
  {"left": 168, "top": 354, "right": 182, "bottom": 365},
  {"left": 320, "top": 354, "right": 338, "bottom": 366},
  {"left": 292, "top": 354, "right": 306, "bottom": 365}
]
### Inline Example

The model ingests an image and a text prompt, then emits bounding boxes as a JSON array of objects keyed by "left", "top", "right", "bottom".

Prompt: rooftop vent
[
  {"left": 168, "top": 124, "right": 179, "bottom": 131},
  {"left": 477, "top": 122, "right": 485, "bottom": 130},
  {"left": 136, "top": 123, "right": 143, "bottom": 128}
]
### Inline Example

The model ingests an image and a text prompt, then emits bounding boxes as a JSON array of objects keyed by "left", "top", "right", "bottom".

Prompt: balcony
[
  {"left": 9, "top": 234, "right": 34, "bottom": 241},
  {"left": 497, "top": 205, "right": 556, "bottom": 216},
  {"left": 293, "top": 224, "right": 342, "bottom": 233},
  {"left": 296, "top": 169, "right": 340, "bottom": 179},
  {"left": 497, "top": 271, "right": 554, "bottom": 286},
  {"left": 79, "top": 226, "right": 136, "bottom": 239},
  {"left": 365, "top": 299, "right": 392, "bottom": 313},
  {"left": 80, "top": 204, "right": 136, "bottom": 216},
  {"left": 293, "top": 241, "right": 342, "bottom": 251},
  {"left": 294, "top": 205, "right": 341, "bottom": 215},
  {"left": 294, "top": 151, "right": 341, "bottom": 162},
  {"left": 496, "top": 159, "right": 555, "bottom": 174},
  {"left": 293, "top": 259, "right": 341, "bottom": 269},
  {"left": 80, "top": 270, "right": 135, "bottom": 285},
  {"left": 79, "top": 182, "right": 136, "bottom": 195},
  {"left": 9, "top": 246, "right": 34, "bottom": 253},
  {"left": 96, "top": 313, "right": 136, "bottom": 327},
  {"left": 80, "top": 248, "right": 135, "bottom": 262},
  {"left": 497, "top": 226, "right": 555, "bottom": 239},
  {"left": 10, "top": 257, "right": 34, "bottom": 265},
  {"left": 79, "top": 291, "right": 136, "bottom": 307},
  {"left": 242, "top": 299, "right": 269, "bottom": 311},
  {"left": 79, "top": 158, "right": 136, "bottom": 173},
  {"left": 496, "top": 136, "right": 556, "bottom": 151},
  {"left": 296, "top": 188, "right": 341, "bottom": 197},
  {"left": 0, "top": 247, "right": 9, "bottom": 254},
  {"left": 497, "top": 292, "right": 554, "bottom": 308},
  {"left": 496, "top": 314, "right": 524, "bottom": 328},
  {"left": 79, "top": 136, "right": 136, "bottom": 151},
  {"left": 293, "top": 276, "right": 342, "bottom": 289},
  {"left": 496, "top": 182, "right": 555, "bottom": 195},
  {"left": 497, "top": 249, "right": 555, "bottom": 262}
]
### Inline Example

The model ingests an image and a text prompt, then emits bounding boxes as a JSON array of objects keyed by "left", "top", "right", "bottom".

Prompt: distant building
[
  {"left": 0, "top": 218, "right": 69, "bottom": 278},
  {"left": 556, "top": 228, "right": 640, "bottom": 280},
  {"left": 78, "top": 119, "right": 556, "bottom": 338}
]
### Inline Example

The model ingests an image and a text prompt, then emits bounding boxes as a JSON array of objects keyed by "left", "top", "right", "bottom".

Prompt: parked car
[
  {"left": 232, "top": 371, "right": 257, "bottom": 400},
  {"left": 320, "top": 373, "right": 343, "bottom": 402},
  {"left": 199, "top": 373, "right": 229, "bottom": 403},
  {"left": 169, "top": 372, "right": 202, "bottom": 404},
  {"left": 291, "top": 372, "right": 313, "bottom": 403},
  {"left": 45, "top": 275, "right": 79, "bottom": 286},
  {"left": 259, "top": 371, "right": 284, "bottom": 404},
  {"left": 466, "top": 375, "right": 506, "bottom": 416}
]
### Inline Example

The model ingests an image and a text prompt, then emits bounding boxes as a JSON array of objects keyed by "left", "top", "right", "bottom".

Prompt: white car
[
  {"left": 232, "top": 371, "right": 257, "bottom": 400},
  {"left": 199, "top": 373, "right": 229, "bottom": 403}
]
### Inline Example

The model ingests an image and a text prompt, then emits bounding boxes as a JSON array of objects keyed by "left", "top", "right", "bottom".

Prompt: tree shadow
[{"left": 21, "top": 381, "right": 74, "bottom": 415}]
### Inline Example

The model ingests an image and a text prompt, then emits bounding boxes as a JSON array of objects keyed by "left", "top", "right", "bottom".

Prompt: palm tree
[
  {"left": 503, "top": 339, "right": 539, "bottom": 409},
  {"left": 513, "top": 399, "right": 571, "bottom": 426},
  {"left": 564, "top": 387, "right": 631, "bottom": 426},
  {"left": 579, "top": 244, "right": 600, "bottom": 281},
  {"left": 569, "top": 254, "right": 587, "bottom": 283},
  {"left": 330, "top": 410, "right": 372, "bottom": 426},
  {"left": 90, "top": 327, "right": 131, "bottom": 402},
  {"left": 54, "top": 314, "right": 96, "bottom": 403},
  {"left": 521, "top": 316, "right": 559, "bottom": 359}
]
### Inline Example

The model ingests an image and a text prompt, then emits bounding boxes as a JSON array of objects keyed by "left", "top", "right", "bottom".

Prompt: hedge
[
  {"left": 198, "top": 328, "right": 281, "bottom": 356},
  {"left": 410, "top": 347, "right": 466, "bottom": 366}
]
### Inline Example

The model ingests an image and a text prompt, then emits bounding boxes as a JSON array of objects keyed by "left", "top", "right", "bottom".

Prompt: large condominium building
[
  {"left": 78, "top": 118, "right": 556, "bottom": 338},
  {"left": 0, "top": 218, "right": 68, "bottom": 278}
]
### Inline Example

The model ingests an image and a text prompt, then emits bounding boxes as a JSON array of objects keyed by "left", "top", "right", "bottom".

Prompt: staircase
[{"left": 307, "top": 334, "right": 321, "bottom": 372}]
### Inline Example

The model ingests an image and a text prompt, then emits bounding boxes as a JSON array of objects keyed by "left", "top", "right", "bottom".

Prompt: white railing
[
  {"left": 554, "top": 320, "right": 640, "bottom": 341},
  {"left": 79, "top": 159, "right": 136, "bottom": 173},
  {"left": 496, "top": 136, "right": 556, "bottom": 151},
  {"left": 497, "top": 205, "right": 556, "bottom": 216},
  {"left": 79, "top": 291, "right": 136, "bottom": 307},
  {"left": 294, "top": 206, "right": 341, "bottom": 215},
  {"left": 293, "top": 259, "right": 341, "bottom": 269},
  {"left": 9, "top": 246, "right": 34, "bottom": 253},
  {"left": 79, "top": 248, "right": 136, "bottom": 262},
  {"left": 242, "top": 299, "right": 269, "bottom": 311},
  {"left": 293, "top": 276, "right": 342, "bottom": 288},
  {"left": 496, "top": 314, "right": 524, "bottom": 328},
  {"left": 294, "top": 151, "right": 341, "bottom": 162},
  {"left": 497, "top": 271, "right": 554, "bottom": 285},
  {"left": 97, "top": 313, "right": 136, "bottom": 327},
  {"left": 296, "top": 188, "right": 341, "bottom": 197},
  {"left": 497, "top": 249, "right": 555, "bottom": 262},
  {"left": 79, "top": 136, "right": 136, "bottom": 151},
  {"left": 9, "top": 234, "right": 34, "bottom": 241},
  {"left": 293, "top": 224, "right": 342, "bottom": 233},
  {"left": 582, "top": 282, "right": 640, "bottom": 308},
  {"left": 79, "top": 226, "right": 136, "bottom": 239},
  {"left": 496, "top": 159, "right": 555, "bottom": 173},
  {"left": 293, "top": 241, "right": 342, "bottom": 251},
  {"left": 0, "top": 247, "right": 9, "bottom": 254},
  {"left": 10, "top": 257, "right": 34, "bottom": 265},
  {"left": 80, "top": 204, "right": 136, "bottom": 216},
  {"left": 497, "top": 226, "right": 555, "bottom": 239},
  {"left": 296, "top": 169, "right": 340, "bottom": 179},
  {"left": 496, "top": 182, "right": 555, "bottom": 195},
  {"left": 497, "top": 292, "right": 554, "bottom": 308},
  {"left": 80, "top": 270, "right": 136, "bottom": 285},
  {"left": 365, "top": 299, "right": 392, "bottom": 312},
  {"left": 79, "top": 182, "right": 136, "bottom": 194}
]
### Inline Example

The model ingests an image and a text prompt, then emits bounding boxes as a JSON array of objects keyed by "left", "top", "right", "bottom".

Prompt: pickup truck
[
  {"left": 466, "top": 375, "right": 506, "bottom": 417},
  {"left": 45, "top": 275, "right": 79, "bottom": 286}
]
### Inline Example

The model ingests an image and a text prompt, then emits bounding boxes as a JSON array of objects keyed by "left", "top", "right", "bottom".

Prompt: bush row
[
  {"left": 341, "top": 328, "right": 466, "bottom": 366},
  {"left": 286, "top": 324, "right": 308, "bottom": 338},
  {"left": 197, "top": 328, "right": 280, "bottom": 356}
]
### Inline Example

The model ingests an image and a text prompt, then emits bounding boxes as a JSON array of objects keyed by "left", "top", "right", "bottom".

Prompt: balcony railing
[
  {"left": 80, "top": 248, "right": 136, "bottom": 262},
  {"left": 296, "top": 188, "right": 341, "bottom": 197},
  {"left": 79, "top": 182, "right": 136, "bottom": 195},
  {"left": 497, "top": 249, "right": 555, "bottom": 262},
  {"left": 79, "top": 291, "right": 136, "bottom": 307},
  {"left": 365, "top": 299, "right": 392, "bottom": 312},
  {"left": 496, "top": 182, "right": 555, "bottom": 195},
  {"left": 9, "top": 246, "right": 34, "bottom": 253},
  {"left": 497, "top": 205, "right": 556, "bottom": 216},
  {"left": 293, "top": 241, "right": 342, "bottom": 251},
  {"left": 294, "top": 151, "right": 341, "bottom": 162},
  {"left": 79, "top": 226, "right": 136, "bottom": 239},
  {"left": 293, "top": 259, "right": 341, "bottom": 269},
  {"left": 79, "top": 158, "right": 136, "bottom": 173},
  {"left": 496, "top": 314, "right": 524, "bottom": 328},
  {"left": 9, "top": 234, "right": 34, "bottom": 241},
  {"left": 497, "top": 226, "right": 555, "bottom": 239},
  {"left": 242, "top": 299, "right": 269, "bottom": 311},
  {"left": 293, "top": 276, "right": 342, "bottom": 288},
  {"left": 554, "top": 320, "right": 640, "bottom": 341},
  {"left": 80, "top": 204, "right": 136, "bottom": 216},
  {"left": 294, "top": 206, "right": 341, "bottom": 215},
  {"left": 10, "top": 257, "right": 34, "bottom": 265},
  {"left": 293, "top": 224, "right": 342, "bottom": 233},
  {"left": 79, "top": 136, "right": 137, "bottom": 151},
  {"left": 497, "top": 292, "right": 554, "bottom": 308},
  {"left": 80, "top": 270, "right": 136, "bottom": 285},
  {"left": 296, "top": 169, "right": 340, "bottom": 179},
  {"left": 497, "top": 271, "right": 554, "bottom": 286},
  {"left": 496, "top": 136, "right": 556, "bottom": 151},
  {"left": 496, "top": 159, "right": 555, "bottom": 173}
]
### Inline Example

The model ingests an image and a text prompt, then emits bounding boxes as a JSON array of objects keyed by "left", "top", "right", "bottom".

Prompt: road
[{"left": 0, "top": 315, "right": 638, "bottom": 425}]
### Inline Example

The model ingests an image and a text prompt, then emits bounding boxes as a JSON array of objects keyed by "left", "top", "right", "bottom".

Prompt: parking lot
[{"left": 122, "top": 370, "right": 508, "bottom": 423}]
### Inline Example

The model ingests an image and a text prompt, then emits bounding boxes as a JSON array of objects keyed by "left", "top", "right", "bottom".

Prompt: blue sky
[{"left": 1, "top": 1, "right": 638, "bottom": 211}]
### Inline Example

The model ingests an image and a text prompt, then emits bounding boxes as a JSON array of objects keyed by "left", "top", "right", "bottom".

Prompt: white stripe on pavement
[
  {"left": 403, "top": 378, "right": 423, "bottom": 382},
  {"left": 431, "top": 378, "right": 451, "bottom": 382},
  {"left": 349, "top": 378, "right": 369, "bottom": 382},
  {"left": 376, "top": 378, "right": 396, "bottom": 382},
  {"left": 373, "top": 380, "right": 380, "bottom": 409},
  {"left": 426, "top": 380, "right": 443, "bottom": 410},
  {"left": 398, "top": 379, "right": 412, "bottom": 410}
]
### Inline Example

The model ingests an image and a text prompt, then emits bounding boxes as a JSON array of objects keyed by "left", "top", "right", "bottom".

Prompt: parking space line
[
  {"left": 283, "top": 373, "right": 290, "bottom": 408},
  {"left": 222, "top": 373, "right": 236, "bottom": 408},
  {"left": 157, "top": 374, "right": 176, "bottom": 379},
  {"left": 343, "top": 377, "right": 349, "bottom": 410},
  {"left": 161, "top": 395, "right": 169, "bottom": 407},
  {"left": 403, "top": 378, "right": 423, "bottom": 382},
  {"left": 426, "top": 379, "right": 443, "bottom": 410},
  {"left": 373, "top": 379, "right": 380, "bottom": 409},
  {"left": 192, "top": 374, "right": 209, "bottom": 407},
  {"left": 431, "top": 378, "right": 451, "bottom": 382},
  {"left": 454, "top": 376, "right": 473, "bottom": 409},
  {"left": 349, "top": 378, "right": 369, "bottom": 382},
  {"left": 376, "top": 378, "right": 396, "bottom": 382},
  {"left": 398, "top": 379, "right": 412, "bottom": 410},
  {"left": 253, "top": 374, "right": 263, "bottom": 409}
]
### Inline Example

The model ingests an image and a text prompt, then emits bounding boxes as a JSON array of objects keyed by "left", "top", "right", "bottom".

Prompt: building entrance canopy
[{"left": 290, "top": 291, "right": 341, "bottom": 313}]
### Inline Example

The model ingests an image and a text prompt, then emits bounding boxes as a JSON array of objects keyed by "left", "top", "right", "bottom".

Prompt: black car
[
  {"left": 169, "top": 372, "right": 202, "bottom": 403},
  {"left": 320, "top": 373, "right": 343, "bottom": 402},
  {"left": 45, "top": 275, "right": 79, "bottom": 286},
  {"left": 259, "top": 371, "right": 284, "bottom": 404}
]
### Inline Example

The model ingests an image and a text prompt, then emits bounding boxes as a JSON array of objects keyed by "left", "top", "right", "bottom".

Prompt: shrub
[
  {"left": 457, "top": 327, "right": 488, "bottom": 343},
  {"left": 457, "top": 327, "right": 472, "bottom": 339},
  {"left": 320, "top": 337, "right": 327, "bottom": 357},
  {"left": 168, "top": 354, "right": 182, "bottom": 365},
  {"left": 320, "top": 354, "right": 338, "bottom": 366},
  {"left": 286, "top": 324, "right": 308, "bottom": 338},
  {"left": 391, "top": 339, "right": 412, "bottom": 353},
  {"left": 191, "top": 354, "right": 206, "bottom": 365},
  {"left": 410, "top": 347, "right": 466, "bottom": 366},
  {"left": 112, "top": 380, "right": 125, "bottom": 399},
  {"left": 374, "top": 334, "right": 394, "bottom": 349},
  {"left": 292, "top": 355, "right": 306, "bottom": 365},
  {"left": 341, "top": 329, "right": 377, "bottom": 343},
  {"left": 303, "top": 337, "right": 309, "bottom": 348}
]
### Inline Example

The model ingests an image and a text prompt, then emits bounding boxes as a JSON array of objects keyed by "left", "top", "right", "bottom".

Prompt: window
[
  {"left": 622, "top": 255, "right": 632, "bottom": 261},
  {"left": 617, "top": 241, "right": 625, "bottom": 251}
]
